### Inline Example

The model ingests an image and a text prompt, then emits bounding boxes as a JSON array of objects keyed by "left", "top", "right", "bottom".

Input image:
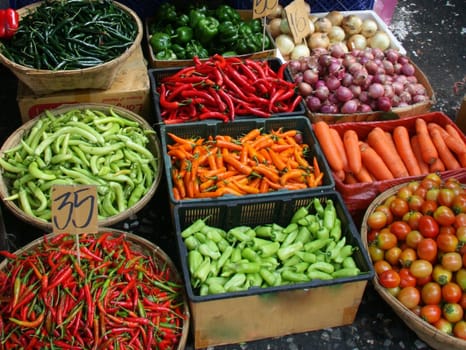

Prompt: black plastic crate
[
  {"left": 149, "top": 57, "right": 306, "bottom": 126},
  {"left": 173, "top": 190, "right": 374, "bottom": 347},
  {"left": 229, "top": 0, "right": 375, "bottom": 12},
  {"left": 160, "top": 116, "right": 335, "bottom": 208}
]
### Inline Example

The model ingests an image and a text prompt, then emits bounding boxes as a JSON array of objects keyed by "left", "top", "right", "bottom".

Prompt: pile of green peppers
[
  {"left": 181, "top": 197, "right": 363, "bottom": 296},
  {"left": 149, "top": 3, "right": 272, "bottom": 60}
]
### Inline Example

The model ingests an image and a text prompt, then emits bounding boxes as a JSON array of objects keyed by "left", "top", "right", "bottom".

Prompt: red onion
[
  {"left": 298, "top": 82, "right": 313, "bottom": 96},
  {"left": 373, "top": 73, "right": 387, "bottom": 84},
  {"left": 329, "top": 44, "right": 346, "bottom": 58},
  {"left": 335, "top": 86, "right": 353, "bottom": 102},
  {"left": 341, "top": 73, "right": 353, "bottom": 87},
  {"left": 320, "top": 103, "right": 339, "bottom": 114},
  {"left": 383, "top": 84, "right": 395, "bottom": 99},
  {"left": 306, "top": 96, "right": 322, "bottom": 112},
  {"left": 412, "top": 94, "right": 428, "bottom": 103},
  {"left": 349, "top": 84, "right": 362, "bottom": 97},
  {"left": 348, "top": 62, "right": 364, "bottom": 75},
  {"left": 368, "top": 83, "right": 385, "bottom": 99},
  {"left": 341, "top": 99, "right": 359, "bottom": 114},
  {"left": 365, "top": 60, "right": 379, "bottom": 75},
  {"left": 326, "top": 76, "right": 341, "bottom": 91},
  {"left": 398, "top": 56, "right": 410, "bottom": 65},
  {"left": 293, "top": 72, "right": 304, "bottom": 83},
  {"left": 406, "top": 76, "right": 418, "bottom": 84},
  {"left": 358, "top": 103, "right": 372, "bottom": 113},
  {"left": 385, "top": 49, "right": 399, "bottom": 63},
  {"left": 377, "top": 96, "right": 392, "bottom": 111},
  {"left": 401, "top": 63, "right": 415, "bottom": 76},
  {"left": 407, "top": 83, "right": 426, "bottom": 96},
  {"left": 288, "top": 60, "right": 302, "bottom": 74},
  {"left": 343, "top": 54, "right": 357, "bottom": 68},
  {"left": 353, "top": 70, "right": 369, "bottom": 86},
  {"left": 328, "top": 61, "right": 341, "bottom": 75},
  {"left": 371, "top": 48, "right": 385, "bottom": 60},
  {"left": 302, "top": 69, "right": 319, "bottom": 85},
  {"left": 315, "top": 86, "right": 330, "bottom": 100},
  {"left": 315, "top": 80, "right": 326, "bottom": 89},
  {"left": 359, "top": 91, "right": 370, "bottom": 103},
  {"left": 399, "top": 91, "right": 412, "bottom": 103},
  {"left": 382, "top": 60, "right": 395, "bottom": 75}
]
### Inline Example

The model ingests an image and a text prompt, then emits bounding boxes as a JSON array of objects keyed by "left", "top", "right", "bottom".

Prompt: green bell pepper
[
  {"left": 155, "top": 49, "right": 177, "bottom": 61},
  {"left": 150, "top": 32, "right": 172, "bottom": 52},
  {"left": 171, "top": 44, "right": 186, "bottom": 60},
  {"left": 185, "top": 40, "right": 209, "bottom": 59},
  {"left": 176, "top": 13, "right": 190, "bottom": 27},
  {"left": 155, "top": 3, "right": 177, "bottom": 24},
  {"left": 217, "top": 21, "right": 239, "bottom": 44},
  {"left": 248, "top": 18, "right": 263, "bottom": 33},
  {"left": 195, "top": 16, "right": 219, "bottom": 45},
  {"left": 175, "top": 26, "right": 193, "bottom": 45},
  {"left": 215, "top": 5, "right": 241, "bottom": 24},
  {"left": 189, "top": 8, "right": 207, "bottom": 28}
]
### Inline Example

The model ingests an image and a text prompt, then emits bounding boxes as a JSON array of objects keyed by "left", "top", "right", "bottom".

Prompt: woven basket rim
[
  {"left": 361, "top": 182, "right": 466, "bottom": 350},
  {"left": 0, "top": 229, "right": 190, "bottom": 350},
  {"left": 0, "top": 103, "right": 163, "bottom": 232},
  {"left": 0, "top": 0, "right": 143, "bottom": 74}
]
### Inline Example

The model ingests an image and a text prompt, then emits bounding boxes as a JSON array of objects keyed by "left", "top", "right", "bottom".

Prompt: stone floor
[{"left": 0, "top": 0, "right": 465, "bottom": 349}]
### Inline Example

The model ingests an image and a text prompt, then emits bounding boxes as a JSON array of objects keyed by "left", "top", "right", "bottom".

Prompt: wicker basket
[
  {"left": 307, "top": 60, "right": 435, "bottom": 124},
  {"left": 0, "top": 229, "right": 190, "bottom": 349},
  {"left": 361, "top": 183, "right": 466, "bottom": 350},
  {"left": 0, "top": 103, "right": 163, "bottom": 232},
  {"left": 0, "top": 1, "right": 143, "bottom": 95}
]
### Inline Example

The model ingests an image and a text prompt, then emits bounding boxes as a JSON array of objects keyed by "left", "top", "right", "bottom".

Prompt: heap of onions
[{"left": 289, "top": 46, "right": 429, "bottom": 114}]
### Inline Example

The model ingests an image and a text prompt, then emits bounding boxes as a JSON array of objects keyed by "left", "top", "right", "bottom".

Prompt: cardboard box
[
  {"left": 17, "top": 46, "right": 151, "bottom": 123},
  {"left": 173, "top": 191, "right": 374, "bottom": 348}
]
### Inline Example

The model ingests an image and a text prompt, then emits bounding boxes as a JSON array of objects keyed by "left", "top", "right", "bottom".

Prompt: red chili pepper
[{"left": 0, "top": 8, "right": 19, "bottom": 39}]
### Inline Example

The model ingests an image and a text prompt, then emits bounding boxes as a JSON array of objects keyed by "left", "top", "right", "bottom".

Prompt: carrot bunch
[
  {"left": 313, "top": 120, "right": 466, "bottom": 185},
  {"left": 166, "top": 128, "right": 324, "bottom": 200}
]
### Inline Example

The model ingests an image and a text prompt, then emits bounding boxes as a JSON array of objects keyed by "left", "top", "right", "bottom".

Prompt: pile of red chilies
[
  {"left": 157, "top": 54, "right": 303, "bottom": 123},
  {"left": 0, "top": 232, "right": 186, "bottom": 349}
]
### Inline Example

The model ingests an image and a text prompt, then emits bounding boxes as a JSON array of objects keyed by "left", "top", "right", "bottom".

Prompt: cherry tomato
[
  {"left": 432, "top": 264, "right": 452, "bottom": 285},
  {"left": 437, "top": 188, "right": 456, "bottom": 207},
  {"left": 409, "top": 259, "right": 433, "bottom": 279},
  {"left": 452, "top": 193, "right": 466, "bottom": 214},
  {"left": 421, "top": 281, "right": 442, "bottom": 305},
  {"left": 453, "top": 320, "right": 466, "bottom": 340},
  {"left": 442, "top": 281, "right": 462, "bottom": 304},
  {"left": 397, "top": 185, "right": 413, "bottom": 201},
  {"left": 397, "top": 286, "right": 420, "bottom": 309},
  {"left": 375, "top": 231, "right": 398, "bottom": 250},
  {"left": 439, "top": 225, "right": 456, "bottom": 236},
  {"left": 405, "top": 230, "right": 423, "bottom": 249},
  {"left": 374, "top": 260, "right": 393, "bottom": 276},
  {"left": 433, "top": 317, "right": 453, "bottom": 335},
  {"left": 443, "top": 177, "right": 463, "bottom": 192},
  {"left": 389, "top": 221, "right": 411, "bottom": 241},
  {"left": 408, "top": 194, "right": 425, "bottom": 212},
  {"left": 425, "top": 188, "right": 439, "bottom": 202},
  {"left": 399, "top": 247, "right": 417, "bottom": 268},
  {"left": 384, "top": 246, "right": 402, "bottom": 266},
  {"left": 436, "top": 233, "right": 459, "bottom": 253},
  {"left": 456, "top": 213, "right": 466, "bottom": 228},
  {"left": 418, "top": 215, "right": 440, "bottom": 238},
  {"left": 379, "top": 269, "right": 401, "bottom": 288},
  {"left": 440, "top": 252, "right": 463, "bottom": 272},
  {"left": 367, "top": 210, "right": 388, "bottom": 230},
  {"left": 433, "top": 205, "right": 456, "bottom": 227},
  {"left": 390, "top": 197, "right": 409, "bottom": 218},
  {"left": 442, "top": 303, "right": 464, "bottom": 323},
  {"left": 416, "top": 238, "right": 438, "bottom": 263},
  {"left": 375, "top": 204, "right": 394, "bottom": 225},
  {"left": 459, "top": 293, "right": 466, "bottom": 310},
  {"left": 404, "top": 211, "right": 423, "bottom": 230},
  {"left": 421, "top": 173, "right": 442, "bottom": 189},
  {"left": 420, "top": 304, "right": 442, "bottom": 324},
  {"left": 457, "top": 226, "right": 466, "bottom": 244},
  {"left": 421, "top": 200, "right": 438, "bottom": 216},
  {"left": 368, "top": 245, "right": 385, "bottom": 262},
  {"left": 455, "top": 268, "right": 466, "bottom": 291},
  {"left": 415, "top": 274, "right": 432, "bottom": 287},
  {"left": 399, "top": 267, "right": 417, "bottom": 288}
]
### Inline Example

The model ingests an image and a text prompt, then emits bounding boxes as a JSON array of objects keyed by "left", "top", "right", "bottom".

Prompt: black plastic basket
[
  {"left": 149, "top": 58, "right": 306, "bottom": 126},
  {"left": 160, "top": 115, "right": 335, "bottom": 208},
  {"left": 228, "top": 0, "right": 375, "bottom": 12}
]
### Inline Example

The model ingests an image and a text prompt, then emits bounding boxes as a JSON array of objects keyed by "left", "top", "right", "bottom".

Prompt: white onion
[
  {"left": 328, "top": 26, "right": 346, "bottom": 43},
  {"left": 267, "top": 18, "right": 282, "bottom": 38},
  {"left": 341, "top": 15, "right": 362, "bottom": 35},
  {"left": 368, "top": 31, "right": 391, "bottom": 51},
  {"left": 315, "top": 17, "right": 333, "bottom": 33},
  {"left": 325, "top": 11, "right": 344, "bottom": 26},
  {"left": 291, "top": 43, "right": 311, "bottom": 60},
  {"left": 266, "top": 4, "right": 283, "bottom": 19},
  {"left": 347, "top": 34, "right": 367, "bottom": 51},
  {"left": 275, "top": 34, "right": 295, "bottom": 56},
  {"left": 360, "top": 19, "right": 378, "bottom": 38},
  {"left": 279, "top": 18, "right": 291, "bottom": 34},
  {"left": 308, "top": 32, "right": 330, "bottom": 49}
]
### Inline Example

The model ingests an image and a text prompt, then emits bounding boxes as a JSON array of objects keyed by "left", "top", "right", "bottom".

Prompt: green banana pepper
[
  {"left": 195, "top": 16, "right": 219, "bottom": 45},
  {"left": 215, "top": 4, "right": 241, "bottom": 24},
  {"left": 150, "top": 32, "right": 171, "bottom": 52},
  {"left": 174, "top": 26, "right": 193, "bottom": 45}
]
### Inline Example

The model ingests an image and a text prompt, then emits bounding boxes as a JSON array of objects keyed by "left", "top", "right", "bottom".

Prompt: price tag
[
  {"left": 252, "top": 0, "right": 279, "bottom": 19},
  {"left": 51, "top": 185, "right": 98, "bottom": 234},
  {"left": 284, "top": 0, "right": 311, "bottom": 44}
]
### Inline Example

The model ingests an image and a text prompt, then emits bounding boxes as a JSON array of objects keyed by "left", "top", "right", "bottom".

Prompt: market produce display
[
  {"left": 0, "top": 231, "right": 188, "bottom": 349},
  {"left": 363, "top": 173, "right": 466, "bottom": 342},
  {"left": 0, "top": 0, "right": 139, "bottom": 70},
  {"left": 182, "top": 197, "right": 362, "bottom": 295},
  {"left": 0, "top": 106, "right": 160, "bottom": 223},
  {"left": 155, "top": 55, "right": 302, "bottom": 123},
  {"left": 288, "top": 46, "right": 430, "bottom": 115},
  {"left": 313, "top": 119, "right": 466, "bottom": 184},
  {"left": 148, "top": 3, "right": 272, "bottom": 60},
  {"left": 166, "top": 125, "right": 323, "bottom": 200}
]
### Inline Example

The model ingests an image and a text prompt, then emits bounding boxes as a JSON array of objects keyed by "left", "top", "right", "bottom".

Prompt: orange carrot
[
  {"left": 429, "top": 128, "right": 461, "bottom": 170},
  {"left": 354, "top": 164, "right": 374, "bottom": 183},
  {"left": 445, "top": 124, "right": 466, "bottom": 145},
  {"left": 344, "top": 172, "right": 358, "bottom": 184},
  {"left": 367, "top": 127, "right": 409, "bottom": 178},
  {"left": 313, "top": 121, "right": 344, "bottom": 172},
  {"left": 393, "top": 126, "right": 422, "bottom": 176},
  {"left": 329, "top": 128, "right": 349, "bottom": 172},
  {"left": 444, "top": 124, "right": 466, "bottom": 155},
  {"left": 359, "top": 142, "right": 394, "bottom": 181},
  {"left": 415, "top": 118, "right": 438, "bottom": 165},
  {"left": 429, "top": 157, "right": 445, "bottom": 172},
  {"left": 427, "top": 123, "right": 465, "bottom": 156},
  {"left": 333, "top": 169, "right": 346, "bottom": 181},
  {"left": 410, "top": 135, "right": 430, "bottom": 174},
  {"left": 343, "top": 129, "right": 361, "bottom": 175}
]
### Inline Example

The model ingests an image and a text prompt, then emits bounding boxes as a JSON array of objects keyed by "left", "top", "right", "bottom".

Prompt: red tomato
[
  {"left": 415, "top": 274, "right": 432, "bottom": 287},
  {"left": 440, "top": 252, "right": 463, "bottom": 272},
  {"left": 433, "top": 205, "right": 456, "bottom": 227},
  {"left": 421, "top": 173, "right": 442, "bottom": 189},
  {"left": 436, "top": 233, "right": 459, "bottom": 253},
  {"left": 397, "top": 185, "right": 413, "bottom": 201},
  {"left": 384, "top": 246, "right": 402, "bottom": 266},
  {"left": 456, "top": 213, "right": 466, "bottom": 228},
  {"left": 374, "top": 260, "right": 393, "bottom": 276},
  {"left": 459, "top": 293, "right": 466, "bottom": 310},
  {"left": 399, "top": 267, "right": 417, "bottom": 288},
  {"left": 389, "top": 221, "right": 411, "bottom": 241},
  {"left": 367, "top": 210, "right": 388, "bottom": 230},
  {"left": 375, "top": 231, "right": 398, "bottom": 250},
  {"left": 418, "top": 215, "right": 440, "bottom": 238},
  {"left": 421, "top": 282, "right": 442, "bottom": 305},
  {"left": 439, "top": 225, "right": 456, "bottom": 236},
  {"left": 399, "top": 247, "right": 417, "bottom": 268},
  {"left": 442, "top": 303, "right": 464, "bottom": 323},
  {"left": 433, "top": 318, "right": 453, "bottom": 335},
  {"left": 452, "top": 193, "right": 466, "bottom": 214},
  {"left": 457, "top": 226, "right": 466, "bottom": 244},
  {"left": 375, "top": 204, "right": 394, "bottom": 225},
  {"left": 437, "top": 188, "right": 456, "bottom": 207},
  {"left": 379, "top": 269, "right": 401, "bottom": 288},
  {"left": 417, "top": 238, "right": 438, "bottom": 263},
  {"left": 421, "top": 200, "right": 438, "bottom": 216},
  {"left": 453, "top": 320, "right": 466, "bottom": 340},
  {"left": 397, "top": 286, "right": 420, "bottom": 309},
  {"left": 404, "top": 211, "right": 423, "bottom": 230},
  {"left": 442, "top": 282, "right": 463, "bottom": 303},
  {"left": 409, "top": 259, "right": 433, "bottom": 279},
  {"left": 420, "top": 304, "right": 442, "bottom": 324},
  {"left": 390, "top": 197, "right": 409, "bottom": 218},
  {"left": 408, "top": 194, "right": 425, "bottom": 212},
  {"left": 405, "top": 230, "right": 423, "bottom": 249}
]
